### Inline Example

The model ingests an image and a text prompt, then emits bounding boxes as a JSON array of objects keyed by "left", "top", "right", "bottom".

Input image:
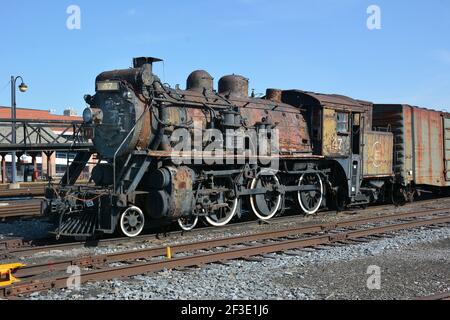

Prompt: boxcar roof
[
  {"left": 283, "top": 90, "right": 371, "bottom": 111},
  {"left": 374, "top": 103, "right": 448, "bottom": 115}
]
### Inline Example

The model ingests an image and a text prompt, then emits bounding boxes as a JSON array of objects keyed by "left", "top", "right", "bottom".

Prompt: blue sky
[{"left": 0, "top": 0, "right": 449, "bottom": 114}]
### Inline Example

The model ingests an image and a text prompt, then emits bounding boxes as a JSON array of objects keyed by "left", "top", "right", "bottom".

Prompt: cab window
[{"left": 336, "top": 112, "right": 349, "bottom": 134}]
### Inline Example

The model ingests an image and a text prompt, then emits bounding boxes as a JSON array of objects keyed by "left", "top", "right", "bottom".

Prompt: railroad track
[
  {"left": 1, "top": 195, "right": 446, "bottom": 251},
  {"left": 1, "top": 207, "right": 449, "bottom": 298},
  {"left": 0, "top": 200, "right": 42, "bottom": 219},
  {"left": 0, "top": 198, "right": 447, "bottom": 257}
]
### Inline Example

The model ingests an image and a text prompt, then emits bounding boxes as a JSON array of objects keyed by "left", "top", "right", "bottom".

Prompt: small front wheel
[{"left": 119, "top": 206, "right": 145, "bottom": 237}]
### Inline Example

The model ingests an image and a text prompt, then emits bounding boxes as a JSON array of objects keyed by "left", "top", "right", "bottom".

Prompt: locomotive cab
[{"left": 281, "top": 90, "right": 394, "bottom": 207}]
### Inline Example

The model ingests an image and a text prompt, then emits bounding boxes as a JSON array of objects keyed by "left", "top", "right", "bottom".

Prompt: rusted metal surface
[
  {"left": 169, "top": 166, "right": 194, "bottom": 218},
  {"left": 361, "top": 103, "right": 373, "bottom": 132},
  {"left": 280, "top": 90, "right": 376, "bottom": 157},
  {"left": 403, "top": 106, "right": 414, "bottom": 184},
  {"left": 322, "top": 108, "right": 350, "bottom": 157},
  {"left": 156, "top": 83, "right": 314, "bottom": 156},
  {"left": 186, "top": 70, "right": 214, "bottom": 92},
  {"left": 411, "top": 107, "right": 445, "bottom": 186},
  {"left": 241, "top": 107, "right": 311, "bottom": 154},
  {"left": 146, "top": 150, "right": 323, "bottom": 160},
  {"left": 175, "top": 99, "right": 313, "bottom": 156},
  {"left": 282, "top": 90, "right": 370, "bottom": 112},
  {"left": 98, "top": 92, "right": 151, "bottom": 158},
  {"left": 373, "top": 104, "right": 449, "bottom": 187},
  {"left": 266, "top": 89, "right": 282, "bottom": 103},
  {"left": 363, "top": 131, "right": 393, "bottom": 177},
  {"left": 135, "top": 104, "right": 151, "bottom": 151},
  {"left": 443, "top": 116, "right": 450, "bottom": 181},
  {"left": 218, "top": 75, "right": 249, "bottom": 98},
  {"left": 443, "top": 114, "right": 450, "bottom": 182}
]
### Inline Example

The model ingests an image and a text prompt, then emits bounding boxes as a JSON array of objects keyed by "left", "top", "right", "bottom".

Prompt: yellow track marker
[
  {"left": 0, "top": 263, "right": 25, "bottom": 287},
  {"left": 166, "top": 246, "right": 172, "bottom": 260}
]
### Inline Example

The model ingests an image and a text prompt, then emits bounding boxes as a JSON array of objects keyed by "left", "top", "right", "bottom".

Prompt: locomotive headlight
[
  {"left": 83, "top": 107, "right": 103, "bottom": 125},
  {"left": 83, "top": 107, "right": 94, "bottom": 124}
]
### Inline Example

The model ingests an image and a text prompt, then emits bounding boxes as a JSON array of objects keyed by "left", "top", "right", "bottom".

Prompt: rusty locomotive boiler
[{"left": 43, "top": 57, "right": 446, "bottom": 238}]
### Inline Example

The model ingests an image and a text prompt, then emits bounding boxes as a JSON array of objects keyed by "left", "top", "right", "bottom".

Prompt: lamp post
[{"left": 10, "top": 76, "right": 28, "bottom": 188}]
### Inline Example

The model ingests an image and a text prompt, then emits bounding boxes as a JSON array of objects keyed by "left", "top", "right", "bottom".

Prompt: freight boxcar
[{"left": 373, "top": 104, "right": 450, "bottom": 201}]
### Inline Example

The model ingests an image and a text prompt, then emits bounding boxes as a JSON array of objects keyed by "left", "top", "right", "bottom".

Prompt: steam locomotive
[{"left": 43, "top": 57, "right": 450, "bottom": 238}]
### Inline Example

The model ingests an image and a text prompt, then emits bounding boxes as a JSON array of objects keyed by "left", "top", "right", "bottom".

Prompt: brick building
[{"left": 0, "top": 106, "right": 92, "bottom": 183}]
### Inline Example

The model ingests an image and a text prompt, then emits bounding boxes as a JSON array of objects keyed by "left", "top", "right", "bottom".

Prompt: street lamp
[
  {"left": 18, "top": 82, "right": 28, "bottom": 93},
  {"left": 10, "top": 76, "right": 28, "bottom": 188}
]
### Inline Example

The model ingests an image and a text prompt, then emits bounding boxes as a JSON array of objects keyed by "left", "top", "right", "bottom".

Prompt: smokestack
[{"left": 132, "top": 56, "right": 163, "bottom": 73}]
